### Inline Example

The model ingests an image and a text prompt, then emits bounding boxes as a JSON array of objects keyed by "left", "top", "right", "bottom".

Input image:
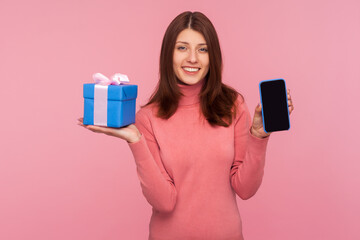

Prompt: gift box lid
[{"left": 83, "top": 83, "right": 138, "bottom": 101}]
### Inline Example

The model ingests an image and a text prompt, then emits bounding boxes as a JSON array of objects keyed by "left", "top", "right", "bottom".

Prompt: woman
[{"left": 78, "top": 11, "right": 294, "bottom": 240}]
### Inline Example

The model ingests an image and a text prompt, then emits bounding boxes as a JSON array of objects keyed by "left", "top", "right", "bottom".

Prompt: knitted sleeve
[
  {"left": 230, "top": 97, "right": 270, "bottom": 200},
  {"left": 127, "top": 108, "right": 177, "bottom": 213}
]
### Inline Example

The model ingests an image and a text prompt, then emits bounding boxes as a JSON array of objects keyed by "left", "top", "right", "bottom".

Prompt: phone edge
[{"left": 259, "top": 78, "right": 291, "bottom": 133}]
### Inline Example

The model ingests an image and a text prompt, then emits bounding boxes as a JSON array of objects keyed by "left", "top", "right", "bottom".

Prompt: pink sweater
[{"left": 128, "top": 78, "right": 270, "bottom": 240}]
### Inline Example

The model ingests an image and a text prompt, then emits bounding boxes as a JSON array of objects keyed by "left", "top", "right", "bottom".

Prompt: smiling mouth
[{"left": 182, "top": 67, "right": 200, "bottom": 72}]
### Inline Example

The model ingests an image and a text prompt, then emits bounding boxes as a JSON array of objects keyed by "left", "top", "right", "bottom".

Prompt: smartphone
[{"left": 259, "top": 79, "right": 290, "bottom": 133}]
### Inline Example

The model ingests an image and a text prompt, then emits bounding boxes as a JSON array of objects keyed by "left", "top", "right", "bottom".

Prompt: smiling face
[{"left": 173, "top": 28, "right": 210, "bottom": 85}]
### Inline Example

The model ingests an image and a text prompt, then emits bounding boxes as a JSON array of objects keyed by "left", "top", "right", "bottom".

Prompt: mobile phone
[{"left": 259, "top": 79, "right": 290, "bottom": 133}]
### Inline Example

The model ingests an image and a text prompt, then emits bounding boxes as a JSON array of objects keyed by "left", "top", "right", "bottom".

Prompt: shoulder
[
  {"left": 135, "top": 103, "right": 160, "bottom": 129},
  {"left": 136, "top": 103, "right": 158, "bottom": 120},
  {"left": 234, "top": 92, "right": 245, "bottom": 108},
  {"left": 221, "top": 83, "right": 246, "bottom": 114},
  {"left": 133, "top": 104, "right": 158, "bottom": 138},
  {"left": 233, "top": 93, "right": 250, "bottom": 122}
]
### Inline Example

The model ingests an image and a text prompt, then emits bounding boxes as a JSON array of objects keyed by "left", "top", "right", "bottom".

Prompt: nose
[{"left": 187, "top": 49, "right": 198, "bottom": 63}]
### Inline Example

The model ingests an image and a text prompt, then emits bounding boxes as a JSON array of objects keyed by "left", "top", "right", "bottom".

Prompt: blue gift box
[{"left": 83, "top": 83, "right": 138, "bottom": 128}]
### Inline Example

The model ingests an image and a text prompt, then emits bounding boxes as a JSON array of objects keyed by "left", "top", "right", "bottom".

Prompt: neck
[{"left": 177, "top": 78, "right": 205, "bottom": 106}]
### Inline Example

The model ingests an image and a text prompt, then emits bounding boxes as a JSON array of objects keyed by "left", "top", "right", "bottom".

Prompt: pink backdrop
[{"left": 1, "top": 0, "right": 359, "bottom": 239}]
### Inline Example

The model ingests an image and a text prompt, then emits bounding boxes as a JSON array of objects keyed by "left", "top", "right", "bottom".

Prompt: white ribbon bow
[
  {"left": 92, "top": 73, "right": 130, "bottom": 85},
  {"left": 91, "top": 72, "right": 130, "bottom": 126}
]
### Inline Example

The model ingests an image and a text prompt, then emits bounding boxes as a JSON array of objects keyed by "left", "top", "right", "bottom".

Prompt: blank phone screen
[{"left": 260, "top": 79, "right": 290, "bottom": 132}]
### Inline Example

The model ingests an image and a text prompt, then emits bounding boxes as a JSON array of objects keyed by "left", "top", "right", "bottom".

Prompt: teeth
[{"left": 183, "top": 67, "right": 200, "bottom": 72}]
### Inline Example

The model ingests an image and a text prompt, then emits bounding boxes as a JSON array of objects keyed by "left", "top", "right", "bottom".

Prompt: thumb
[{"left": 255, "top": 103, "right": 262, "bottom": 113}]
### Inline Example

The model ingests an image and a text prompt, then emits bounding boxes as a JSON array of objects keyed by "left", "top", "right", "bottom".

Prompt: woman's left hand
[{"left": 250, "top": 89, "right": 294, "bottom": 138}]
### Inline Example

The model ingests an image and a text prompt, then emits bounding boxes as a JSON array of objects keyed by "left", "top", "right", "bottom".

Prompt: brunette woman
[{"left": 79, "top": 11, "right": 294, "bottom": 240}]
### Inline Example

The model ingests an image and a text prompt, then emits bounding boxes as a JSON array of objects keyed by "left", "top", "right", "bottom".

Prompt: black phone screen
[{"left": 259, "top": 79, "right": 290, "bottom": 133}]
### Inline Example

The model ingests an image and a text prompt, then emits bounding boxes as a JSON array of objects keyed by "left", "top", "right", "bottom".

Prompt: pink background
[{"left": 1, "top": 0, "right": 359, "bottom": 239}]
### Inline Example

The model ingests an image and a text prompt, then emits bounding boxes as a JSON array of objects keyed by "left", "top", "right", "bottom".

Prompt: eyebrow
[{"left": 176, "top": 41, "right": 207, "bottom": 46}]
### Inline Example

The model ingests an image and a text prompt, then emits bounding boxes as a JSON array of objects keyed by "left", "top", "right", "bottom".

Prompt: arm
[
  {"left": 230, "top": 99, "right": 270, "bottom": 200},
  {"left": 127, "top": 109, "right": 177, "bottom": 213}
]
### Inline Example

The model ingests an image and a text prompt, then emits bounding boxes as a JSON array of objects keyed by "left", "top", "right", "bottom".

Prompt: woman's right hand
[{"left": 77, "top": 118, "right": 141, "bottom": 143}]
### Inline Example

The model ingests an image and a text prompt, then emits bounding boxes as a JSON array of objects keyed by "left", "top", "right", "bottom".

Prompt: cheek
[
  {"left": 173, "top": 52, "right": 182, "bottom": 65},
  {"left": 172, "top": 58, "right": 180, "bottom": 77},
  {"left": 172, "top": 55, "right": 179, "bottom": 71},
  {"left": 172, "top": 64, "right": 179, "bottom": 77},
  {"left": 200, "top": 55, "right": 210, "bottom": 66}
]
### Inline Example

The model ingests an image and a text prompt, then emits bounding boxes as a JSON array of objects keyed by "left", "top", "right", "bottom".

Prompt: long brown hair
[{"left": 142, "top": 11, "right": 243, "bottom": 127}]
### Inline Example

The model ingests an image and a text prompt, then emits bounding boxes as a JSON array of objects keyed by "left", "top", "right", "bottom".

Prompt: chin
[{"left": 178, "top": 77, "right": 202, "bottom": 85}]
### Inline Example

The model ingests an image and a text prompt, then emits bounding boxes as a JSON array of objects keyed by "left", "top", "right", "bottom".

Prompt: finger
[
  {"left": 88, "top": 125, "right": 113, "bottom": 135},
  {"left": 289, "top": 105, "right": 294, "bottom": 113},
  {"left": 87, "top": 125, "right": 104, "bottom": 133},
  {"left": 78, "top": 118, "right": 84, "bottom": 125},
  {"left": 77, "top": 119, "right": 86, "bottom": 126},
  {"left": 88, "top": 128, "right": 104, "bottom": 134},
  {"left": 255, "top": 103, "right": 262, "bottom": 113}
]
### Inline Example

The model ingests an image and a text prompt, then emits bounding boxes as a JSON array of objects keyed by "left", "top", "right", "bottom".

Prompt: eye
[
  {"left": 177, "top": 46, "right": 186, "bottom": 50},
  {"left": 199, "top": 48, "right": 208, "bottom": 52}
]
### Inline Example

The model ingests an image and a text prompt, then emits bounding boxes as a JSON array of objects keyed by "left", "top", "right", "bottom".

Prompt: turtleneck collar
[{"left": 177, "top": 78, "right": 205, "bottom": 106}]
